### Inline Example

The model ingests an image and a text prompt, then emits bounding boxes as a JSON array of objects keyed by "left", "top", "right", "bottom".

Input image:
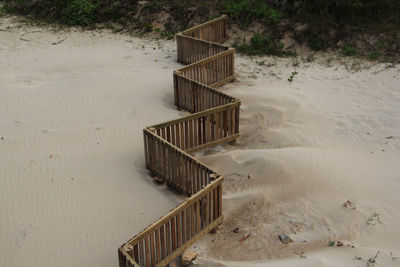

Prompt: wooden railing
[
  {"left": 181, "top": 15, "right": 228, "bottom": 44},
  {"left": 175, "top": 48, "right": 235, "bottom": 87},
  {"left": 147, "top": 102, "right": 240, "bottom": 155},
  {"left": 119, "top": 177, "right": 223, "bottom": 267},
  {"left": 119, "top": 15, "right": 239, "bottom": 267},
  {"left": 176, "top": 15, "right": 228, "bottom": 64},
  {"left": 143, "top": 129, "right": 219, "bottom": 196},
  {"left": 173, "top": 74, "right": 237, "bottom": 112}
]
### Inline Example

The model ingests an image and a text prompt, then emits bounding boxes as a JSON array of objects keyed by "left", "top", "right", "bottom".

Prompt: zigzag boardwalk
[{"left": 118, "top": 15, "right": 240, "bottom": 267}]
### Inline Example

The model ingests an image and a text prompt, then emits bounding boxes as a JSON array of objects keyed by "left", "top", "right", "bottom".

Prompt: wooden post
[
  {"left": 155, "top": 229, "right": 161, "bottom": 264},
  {"left": 160, "top": 225, "right": 166, "bottom": 260}
]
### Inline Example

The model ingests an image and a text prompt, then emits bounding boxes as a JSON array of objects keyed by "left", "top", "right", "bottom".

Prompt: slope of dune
[{"left": 192, "top": 57, "right": 400, "bottom": 266}]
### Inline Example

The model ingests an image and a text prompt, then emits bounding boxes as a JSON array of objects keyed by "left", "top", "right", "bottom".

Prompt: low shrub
[
  {"left": 367, "top": 51, "right": 383, "bottom": 60},
  {"left": 308, "top": 36, "right": 324, "bottom": 51},
  {"left": 223, "top": 0, "right": 282, "bottom": 26},
  {"left": 234, "top": 33, "right": 287, "bottom": 56},
  {"left": 60, "top": 0, "right": 98, "bottom": 26},
  {"left": 341, "top": 43, "right": 358, "bottom": 56}
]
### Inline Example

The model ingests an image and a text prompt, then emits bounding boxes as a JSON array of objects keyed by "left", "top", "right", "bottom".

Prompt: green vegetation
[
  {"left": 308, "top": 36, "right": 324, "bottom": 51},
  {"left": 234, "top": 34, "right": 284, "bottom": 56},
  {"left": 0, "top": 4, "right": 5, "bottom": 17},
  {"left": 288, "top": 71, "right": 298, "bottom": 82},
  {"left": 367, "top": 51, "right": 383, "bottom": 61},
  {"left": 60, "top": 0, "right": 98, "bottom": 26},
  {"left": 234, "top": 33, "right": 295, "bottom": 57},
  {"left": 341, "top": 43, "right": 358, "bottom": 56},
  {"left": 2, "top": 0, "right": 138, "bottom": 26},
  {"left": 223, "top": 0, "right": 282, "bottom": 26},
  {"left": 291, "top": 0, "right": 400, "bottom": 27},
  {"left": 1, "top": 0, "right": 399, "bottom": 61}
]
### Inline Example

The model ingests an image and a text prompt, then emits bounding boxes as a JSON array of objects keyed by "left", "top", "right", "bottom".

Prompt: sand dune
[
  {"left": 1, "top": 16, "right": 400, "bottom": 267},
  {"left": 192, "top": 57, "right": 400, "bottom": 266}
]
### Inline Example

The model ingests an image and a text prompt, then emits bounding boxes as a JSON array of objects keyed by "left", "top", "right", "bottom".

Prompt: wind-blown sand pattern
[
  {"left": 119, "top": 16, "right": 239, "bottom": 267},
  {"left": 191, "top": 58, "right": 400, "bottom": 266}
]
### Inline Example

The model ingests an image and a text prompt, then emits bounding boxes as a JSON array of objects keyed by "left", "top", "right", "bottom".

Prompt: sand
[
  {"left": 192, "top": 57, "right": 400, "bottom": 266},
  {"left": 0, "top": 17, "right": 183, "bottom": 267},
  {"left": 1, "top": 16, "right": 400, "bottom": 267}
]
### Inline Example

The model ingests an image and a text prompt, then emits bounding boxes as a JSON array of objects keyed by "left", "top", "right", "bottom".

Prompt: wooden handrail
[
  {"left": 176, "top": 33, "right": 230, "bottom": 50},
  {"left": 181, "top": 15, "right": 228, "bottom": 36},
  {"left": 125, "top": 176, "right": 223, "bottom": 246},
  {"left": 119, "top": 15, "right": 239, "bottom": 267},
  {"left": 148, "top": 101, "right": 240, "bottom": 130},
  {"left": 176, "top": 48, "right": 234, "bottom": 72}
]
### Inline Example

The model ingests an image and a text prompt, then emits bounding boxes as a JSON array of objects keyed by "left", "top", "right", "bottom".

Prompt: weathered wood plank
[{"left": 155, "top": 229, "right": 160, "bottom": 265}]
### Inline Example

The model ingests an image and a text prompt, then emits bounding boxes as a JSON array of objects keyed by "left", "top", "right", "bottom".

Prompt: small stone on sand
[
  {"left": 181, "top": 250, "right": 198, "bottom": 265},
  {"left": 278, "top": 234, "right": 293, "bottom": 244}
]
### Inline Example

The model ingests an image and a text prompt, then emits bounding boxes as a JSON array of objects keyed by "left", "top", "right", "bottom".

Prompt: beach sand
[
  {"left": 192, "top": 56, "right": 400, "bottom": 266},
  {"left": 1, "top": 16, "right": 400, "bottom": 267}
]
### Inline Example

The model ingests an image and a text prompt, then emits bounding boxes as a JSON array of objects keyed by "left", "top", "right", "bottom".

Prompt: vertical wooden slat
[
  {"left": 186, "top": 205, "right": 191, "bottom": 241},
  {"left": 198, "top": 117, "right": 202, "bottom": 145},
  {"left": 232, "top": 107, "right": 236, "bottom": 136},
  {"left": 176, "top": 122, "right": 181, "bottom": 149},
  {"left": 133, "top": 244, "right": 139, "bottom": 263},
  {"left": 149, "top": 133, "right": 154, "bottom": 175},
  {"left": 155, "top": 229, "right": 161, "bottom": 265},
  {"left": 189, "top": 119, "right": 193, "bottom": 149},
  {"left": 177, "top": 213, "right": 182, "bottom": 248},
  {"left": 181, "top": 210, "right": 186, "bottom": 243},
  {"left": 219, "top": 111, "right": 223, "bottom": 138},
  {"left": 202, "top": 116, "right": 206, "bottom": 144},
  {"left": 210, "top": 188, "right": 214, "bottom": 223},
  {"left": 191, "top": 161, "right": 196, "bottom": 194},
  {"left": 224, "top": 110, "right": 228, "bottom": 137},
  {"left": 194, "top": 117, "right": 198, "bottom": 147},
  {"left": 196, "top": 200, "right": 201, "bottom": 233},
  {"left": 196, "top": 163, "right": 201, "bottom": 190},
  {"left": 205, "top": 190, "right": 210, "bottom": 226},
  {"left": 186, "top": 158, "right": 191, "bottom": 196},
  {"left": 235, "top": 106, "right": 240, "bottom": 134},
  {"left": 212, "top": 59, "right": 216, "bottom": 84},
  {"left": 171, "top": 217, "right": 177, "bottom": 252},
  {"left": 143, "top": 131, "right": 148, "bottom": 169},
  {"left": 219, "top": 184, "right": 222, "bottom": 217},
  {"left": 150, "top": 233, "right": 155, "bottom": 266},
  {"left": 207, "top": 115, "right": 211, "bottom": 142},
  {"left": 191, "top": 204, "right": 196, "bottom": 237},
  {"left": 159, "top": 139, "right": 164, "bottom": 181},
  {"left": 177, "top": 150, "right": 182, "bottom": 191},
  {"left": 211, "top": 113, "right": 215, "bottom": 141},
  {"left": 180, "top": 122, "right": 185, "bottom": 150},
  {"left": 139, "top": 240, "right": 145, "bottom": 267},
  {"left": 164, "top": 144, "right": 173, "bottom": 182},
  {"left": 215, "top": 111, "right": 220, "bottom": 139},
  {"left": 145, "top": 235, "right": 150, "bottom": 267},
  {"left": 160, "top": 225, "right": 166, "bottom": 260},
  {"left": 166, "top": 221, "right": 171, "bottom": 256},
  {"left": 202, "top": 193, "right": 207, "bottom": 229}
]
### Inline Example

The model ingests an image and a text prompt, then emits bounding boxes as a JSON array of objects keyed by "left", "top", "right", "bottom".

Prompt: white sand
[
  {"left": 0, "top": 18, "right": 182, "bottom": 267},
  {"left": 1, "top": 17, "right": 400, "bottom": 267},
  {"left": 193, "top": 57, "right": 400, "bottom": 266}
]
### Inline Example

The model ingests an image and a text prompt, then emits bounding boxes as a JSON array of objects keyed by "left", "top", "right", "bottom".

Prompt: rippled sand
[{"left": 1, "top": 16, "right": 400, "bottom": 267}]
